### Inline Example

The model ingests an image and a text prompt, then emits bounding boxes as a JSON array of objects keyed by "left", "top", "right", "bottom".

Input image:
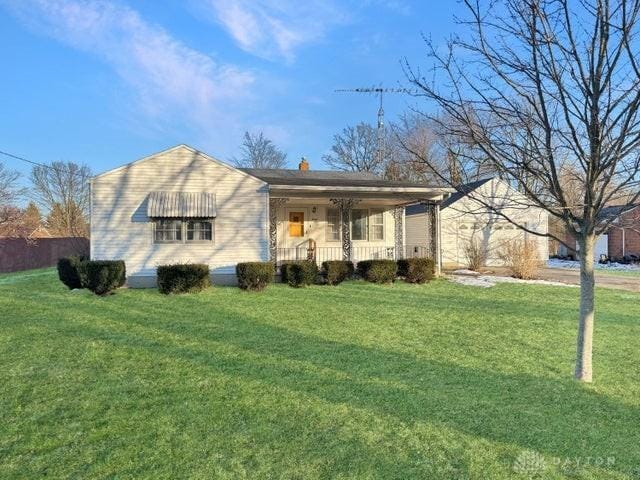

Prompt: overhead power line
[
  {"left": 0, "top": 149, "right": 52, "bottom": 169},
  {"left": 0, "top": 149, "right": 89, "bottom": 178}
]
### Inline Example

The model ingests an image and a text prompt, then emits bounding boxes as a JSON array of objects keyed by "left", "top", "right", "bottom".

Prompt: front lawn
[{"left": 1, "top": 269, "right": 639, "bottom": 479}]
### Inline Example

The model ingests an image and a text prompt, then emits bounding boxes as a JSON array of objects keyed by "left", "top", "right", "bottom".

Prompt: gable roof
[
  {"left": 92, "top": 144, "right": 447, "bottom": 194},
  {"left": 92, "top": 144, "right": 264, "bottom": 184},
  {"left": 440, "top": 178, "right": 493, "bottom": 209},
  {"left": 601, "top": 203, "right": 640, "bottom": 221},
  {"left": 239, "top": 168, "right": 438, "bottom": 188},
  {"left": 405, "top": 178, "right": 493, "bottom": 215}
]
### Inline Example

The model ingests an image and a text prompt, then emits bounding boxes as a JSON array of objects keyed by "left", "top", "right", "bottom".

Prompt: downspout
[
  {"left": 435, "top": 202, "right": 442, "bottom": 276},
  {"left": 89, "top": 178, "right": 93, "bottom": 260}
]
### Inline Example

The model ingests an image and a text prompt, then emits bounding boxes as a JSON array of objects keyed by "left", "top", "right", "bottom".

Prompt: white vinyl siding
[
  {"left": 404, "top": 178, "right": 548, "bottom": 267},
  {"left": 277, "top": 205, "right": 395, "bottom": 249},
  {"left": 91, "top": 146, "right": 268, "bottom": 278}
]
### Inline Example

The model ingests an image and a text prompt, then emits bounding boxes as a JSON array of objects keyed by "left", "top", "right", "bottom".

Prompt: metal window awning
[{"left": 147, "top": 192, "right": 217, "bottom": 218}]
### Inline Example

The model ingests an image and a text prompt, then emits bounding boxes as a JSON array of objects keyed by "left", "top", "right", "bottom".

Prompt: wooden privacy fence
[{"left": 0, "top": 237, "right": 89, "bottom": 273}]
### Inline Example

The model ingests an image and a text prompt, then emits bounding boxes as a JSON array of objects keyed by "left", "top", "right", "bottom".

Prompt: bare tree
[
  {"left": 232, "top": 131, "right": 287, "bottom": 169},
  {"left": 386, "top": 113, "right": 442, "bottom": 182},
  {"left": 0, "top": 162, "right": 24, "bottom": 208},
  {"left": 0, "top": 162, "right": 25, "bottom": 235},
  {"left": 0, "top": 206, "right": 24, "bottom": 237},
  {"left": 323, "top": 122, "right": 389, "bottom": 174},
  {"left": 30, "top": 161, "right": 91, "bottom": 237},
  {"left": 404, "top": 0, "right": 640, "bottom": 382}
]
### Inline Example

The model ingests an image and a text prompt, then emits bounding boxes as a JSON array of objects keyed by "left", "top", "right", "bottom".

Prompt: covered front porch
[{"left": 268, "top": 185, "right": 447, "bottom": 273}]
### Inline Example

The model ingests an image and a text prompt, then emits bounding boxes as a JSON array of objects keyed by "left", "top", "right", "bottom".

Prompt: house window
[
  {"left": 154, "top": 220, "right": 182, "bottom": 243},
  {"left": 370, "top": 209, "right": 384, "bottom": 241},
  {"left": 351, "top": 209, "right": 369, "bottom": 241},
  {"left": 326, "top": 208, "right": 340, "bottom": 242},
  {"left": 153, "top": 219, "right": 214, "bottom": 243},
  {"left": 187, "top": 220, "right": 213, "bottom": 242}
]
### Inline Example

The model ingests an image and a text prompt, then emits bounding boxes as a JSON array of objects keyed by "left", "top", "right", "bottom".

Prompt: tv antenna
[{"left": 335, "top": 86, "right": 416, "bottom": 166}]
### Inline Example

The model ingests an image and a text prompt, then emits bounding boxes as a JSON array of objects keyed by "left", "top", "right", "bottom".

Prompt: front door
[{"left": 288, "top": 210, "right": 306, "bottom": 239}]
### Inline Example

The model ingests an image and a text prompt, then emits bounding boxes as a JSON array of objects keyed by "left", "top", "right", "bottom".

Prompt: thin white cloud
[
  {"left": 1, "top": 0, "right": 255, "bottom": 129},
  {"left": 198, "top": 0, "right": 349, "bottom": 62}
]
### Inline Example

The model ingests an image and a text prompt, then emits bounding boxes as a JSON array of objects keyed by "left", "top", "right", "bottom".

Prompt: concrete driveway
[
  {"left": 460, "top": 267, "right": 640, "bottom": 292},
  {"left": 537, "top": 268, "right": 640, "bottom": 292}
]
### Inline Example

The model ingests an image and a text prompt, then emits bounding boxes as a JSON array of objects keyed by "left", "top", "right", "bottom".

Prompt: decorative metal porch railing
[{"left": 275, "top": 245, "right": 431, "bottom": 265}]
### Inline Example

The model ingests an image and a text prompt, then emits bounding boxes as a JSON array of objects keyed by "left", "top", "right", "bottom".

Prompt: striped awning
[{"left": 147, "top": 192, "right": 217, "bottom": 218}]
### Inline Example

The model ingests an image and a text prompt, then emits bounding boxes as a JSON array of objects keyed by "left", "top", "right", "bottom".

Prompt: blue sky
[{"left": 0, "top": 0, "right": 464, "bottom": 180}]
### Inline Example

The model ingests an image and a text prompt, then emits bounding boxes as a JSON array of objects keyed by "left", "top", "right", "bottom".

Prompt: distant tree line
[
  {"left": 321, "top": 114, "right": 483, "bottom": 185},
  {"left": 0, "top": 160, "right": 91, "bottom": 238}
]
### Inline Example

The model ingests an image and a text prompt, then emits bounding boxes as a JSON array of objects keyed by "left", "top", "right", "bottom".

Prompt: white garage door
[
  {"left": 455, "top": 222, "right": 534, "bottom": 266},
  {"left": 575, "top": 234, "right": 608, "bottom": 261}
]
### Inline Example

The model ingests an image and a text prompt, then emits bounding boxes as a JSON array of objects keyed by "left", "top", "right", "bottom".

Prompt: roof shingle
[{"left": 239, "top": 168, "right": 437, "bottom": 188}]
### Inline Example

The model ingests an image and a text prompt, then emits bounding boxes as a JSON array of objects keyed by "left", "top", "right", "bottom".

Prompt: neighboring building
[
  {"left": 548, "top": 217, "right": 578, "bottom": 258},
  {"left": 548, "top": 204, "right": 640, "bottom": 262},
  {"left": 405, "top": 178, "right": 549, "bottom": 268},
  {"left": 90, "top": 145, "right": 449, "bottom": 287},
  {"left": 604, "top": 204, "right": 640, "bottom": 259},
  {"left": 0, "top": 225, "right": 52, "bottom": 239}
]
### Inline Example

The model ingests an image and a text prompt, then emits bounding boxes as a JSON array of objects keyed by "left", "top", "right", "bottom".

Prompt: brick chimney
[{"left": 298, "top": 157, "right": 309, "bottom": 171}]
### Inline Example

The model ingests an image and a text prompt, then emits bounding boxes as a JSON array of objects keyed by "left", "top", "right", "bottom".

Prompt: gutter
[{"left": 268, "top": 184, "right": 453, "bottom": 194}]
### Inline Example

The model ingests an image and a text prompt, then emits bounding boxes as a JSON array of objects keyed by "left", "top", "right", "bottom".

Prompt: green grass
[{"left": 1, "top": 269, "right": 639, "bottom": 479}]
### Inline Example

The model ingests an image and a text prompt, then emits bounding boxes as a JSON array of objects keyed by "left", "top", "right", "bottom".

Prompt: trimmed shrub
[
  {"left": 236, "top": 262, "right": 275, "bottom": 291},
  {"left": 85, "top": 260, "right": 126, "bottom": 295},
  {"left": 357, "top": 259, "right": 397, "bottom": 284},
  {"left": 57, "top": 256, "right": 88, "bottom": 289},
  {"left": 397, "top": 257, "right": 435, "bottom": 284},
  {"left": 280, "top": 261, "right": 306, "bottom": 284},
  {"left": 281, "top": 260, "right": 318, "bottom": 287},
  {"left": 157, "top": 263, "right": 210, "bottom": 294},
  {"left": 321, "top": 260, "right": 354, "bottom": 285}
]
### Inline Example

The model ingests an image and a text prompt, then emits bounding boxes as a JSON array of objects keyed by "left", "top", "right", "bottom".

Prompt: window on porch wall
[
  {"left": 326, "top": 208, "right": 340, "bottom": 242},
  {"left": 370, "top": 209, "right": 384, "bottom": 241},
  {"left": 351, "top": 209, "right": 368, "bottom": 241}
]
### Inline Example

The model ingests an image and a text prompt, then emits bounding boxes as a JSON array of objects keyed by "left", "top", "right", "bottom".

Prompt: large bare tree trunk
[{"left": 575, "top": 234, "right": 595, "bottom": 382}]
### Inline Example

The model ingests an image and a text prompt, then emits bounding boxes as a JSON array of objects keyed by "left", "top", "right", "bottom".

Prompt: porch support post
[
  {"left": 434, "top": 202, "right": 441, "bottom": 276},
  {"left": 269, "top": 198, "right": 288, "bottom": 262},
  {"left": 423, "top": 201, "right": 442, "bottom": 276},
  {"left": 393, "top": 206, "right": 404, "bottom": 259},
  {"left": 331, "top": 198, "right": 359, "bottom": 261}
]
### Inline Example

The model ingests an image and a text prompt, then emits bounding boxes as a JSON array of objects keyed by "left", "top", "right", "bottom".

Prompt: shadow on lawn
[{"left": 51, "top": 291, "right": 640, "bottom": 478}]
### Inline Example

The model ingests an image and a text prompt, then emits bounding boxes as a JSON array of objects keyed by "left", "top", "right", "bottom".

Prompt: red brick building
[
  {"left": 548, "top": 205, "right": 640, "bottom": 261},
  {"left": 606, "top": 205, "right": 640, "bottom": 259}
]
